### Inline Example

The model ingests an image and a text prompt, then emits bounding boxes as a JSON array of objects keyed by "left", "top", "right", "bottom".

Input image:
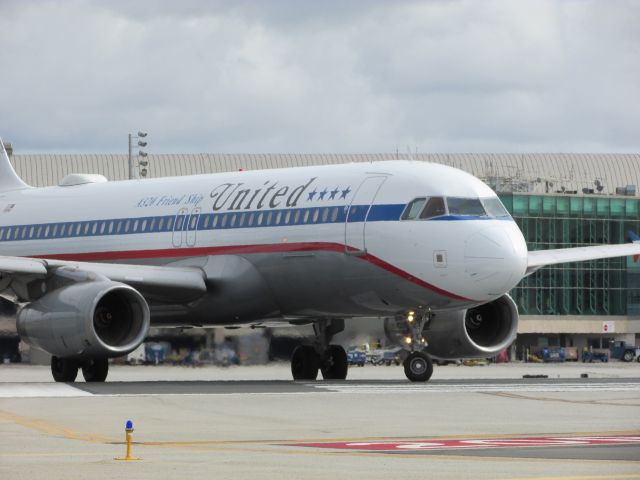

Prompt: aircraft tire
[
  {"left": 321, "top": 345, "right": 348, "bottom": 380},
  {"left": 51, "top": 356, "right": 79, "bottom": 382},
  {"left": 291, "top": 345, "right": 320, "bottom": 380},
  {"left": 403, "top": 351, "right": 433, "bottom": 382},
  {"left": 81, "top": 358, "right": 109, "bottom": 382}
]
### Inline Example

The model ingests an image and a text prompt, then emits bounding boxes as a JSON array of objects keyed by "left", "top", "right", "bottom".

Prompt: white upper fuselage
[{"left": 0, "top": 161, "right": 528, "bottom": 307}]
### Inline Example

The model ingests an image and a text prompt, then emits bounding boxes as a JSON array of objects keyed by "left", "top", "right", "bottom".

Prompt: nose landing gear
[
  {"left": 401, "top": 310, "right": 434, "bottom": 382},
  {"left": 404, "top": 351, "right": 433, "bottom": 382},
  {"left": 290, "top": 319, "right": 348, "bottom": 381}
]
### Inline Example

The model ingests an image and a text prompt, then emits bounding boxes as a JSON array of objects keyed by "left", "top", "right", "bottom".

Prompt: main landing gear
[
  {"left": 291, "top": 319, "right": 348, "bottom": 380},
  {"left": 51, "top": 356, "right": 109, "bottom": 382},
  {"left": 401, "top": 310, "right": 434, "bottom": 383}
]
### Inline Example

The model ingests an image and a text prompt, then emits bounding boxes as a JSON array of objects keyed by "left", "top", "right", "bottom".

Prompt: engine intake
[{"left": 17, "top": 281, "right": 150, "bottom": 358}]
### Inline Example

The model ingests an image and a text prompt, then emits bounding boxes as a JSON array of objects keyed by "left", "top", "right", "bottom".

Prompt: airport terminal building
[{"left": 4, "top": 147, "right": 640, "bottom": 357}]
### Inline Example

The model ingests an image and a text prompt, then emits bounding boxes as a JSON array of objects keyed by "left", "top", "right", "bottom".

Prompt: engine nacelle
[
  {"left": 17, "top": 281, "right": 150, "bottom": 358},
  {"left": 385, "top": 295, "right": 518, "bottom": 359}
]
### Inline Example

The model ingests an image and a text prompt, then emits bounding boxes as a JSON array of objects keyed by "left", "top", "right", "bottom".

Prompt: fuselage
[{"left": 0, "top": 161, "right": 528, "bottom": 323}]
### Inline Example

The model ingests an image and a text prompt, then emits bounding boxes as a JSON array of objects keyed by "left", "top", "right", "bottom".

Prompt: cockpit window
[
  {"left": 482, "top": 197, "right": 510, "bottom": 217},
  {"left": 446, "top": 197, "right": 487, "bottom": 216},
  {"left": 419, "top": 197, "right": 446, "bottom": 219},
  {"left": 401, "top": 198, "right": 427, "bottom": 220}
]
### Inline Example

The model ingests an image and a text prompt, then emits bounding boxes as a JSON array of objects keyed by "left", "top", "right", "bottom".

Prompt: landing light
[{"left": 404, "top": 337, "right": 412, "bottom": 345}]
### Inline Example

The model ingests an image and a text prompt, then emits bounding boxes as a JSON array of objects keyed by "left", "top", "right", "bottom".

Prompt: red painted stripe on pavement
[
  {"left": 290, "top": 435, "right": 640, "bottom": 451},
  {"left": 31, "top": 242, "right": 474, "bottom": 302}
]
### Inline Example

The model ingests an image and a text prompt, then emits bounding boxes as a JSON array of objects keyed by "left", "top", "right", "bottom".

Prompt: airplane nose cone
[{"left": 464, "top": 224, "right": 528, "bottom": 297}]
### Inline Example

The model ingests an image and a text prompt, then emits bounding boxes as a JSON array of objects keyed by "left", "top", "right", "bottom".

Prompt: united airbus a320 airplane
[{"left": 1, "top": 140, "right": 639, "bottom": 383}]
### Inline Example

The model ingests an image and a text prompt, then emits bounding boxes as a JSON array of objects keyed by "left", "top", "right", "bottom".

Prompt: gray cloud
[{"left": 0, "top": 0, "right": 638, "bottom": 154}]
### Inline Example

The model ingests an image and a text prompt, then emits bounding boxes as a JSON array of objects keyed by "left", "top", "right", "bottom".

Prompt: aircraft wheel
[
  {"left": 403, "top": 351, "right": 433, "bottom": 382},
  {"left": 82, "top": 358, "right": 109, "bottom": 382},
  {"left": 321, "top": 345, "right": 348, "bottom": 380},
  {"left": 291, "top": 345, "right": 320, "bottom": 380},
  {"left": 51, "top": 356, "right": 79, "bottom": 382}
]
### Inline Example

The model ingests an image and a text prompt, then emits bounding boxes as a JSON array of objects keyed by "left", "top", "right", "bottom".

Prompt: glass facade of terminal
[{"left": 500, "top": 194, "right": 640, "bottom": 316}]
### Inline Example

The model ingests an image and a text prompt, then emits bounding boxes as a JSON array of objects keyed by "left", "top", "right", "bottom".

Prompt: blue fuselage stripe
[{"left": 0, "top": 203, "right": 511, "bottom": 243}]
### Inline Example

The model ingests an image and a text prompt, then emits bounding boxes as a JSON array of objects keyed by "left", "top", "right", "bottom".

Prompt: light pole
[{"left": 128, "top": 131, "right": 148, "bottom": 179}]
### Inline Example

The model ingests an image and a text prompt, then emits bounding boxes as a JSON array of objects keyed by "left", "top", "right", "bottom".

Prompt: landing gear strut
[
  {"left": 401, "top": 310, "right": 434, "bottom": 383},
  {"left": 290, "top": 319, "right": 347, "bottom": 381},
  {"left": 51, "top": 356, "right": 109, "bottom": 382}
]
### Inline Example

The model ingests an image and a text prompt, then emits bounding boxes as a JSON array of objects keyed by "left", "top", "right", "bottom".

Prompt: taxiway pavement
[{"left": 1, "top": 363, "right": 639, "bottom": 480}]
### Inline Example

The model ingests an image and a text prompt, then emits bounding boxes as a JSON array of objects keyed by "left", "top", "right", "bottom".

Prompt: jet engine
[
  {"left": 17, "top": 281, "right": 150, "bottom": 358},
  {"left": 384, "top": 295, "right": 518, "bottom": 359}
]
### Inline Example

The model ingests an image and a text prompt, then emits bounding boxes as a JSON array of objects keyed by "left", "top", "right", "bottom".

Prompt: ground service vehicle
[{"left": 609, "top": 341, "right": 640, "bottom": 362}]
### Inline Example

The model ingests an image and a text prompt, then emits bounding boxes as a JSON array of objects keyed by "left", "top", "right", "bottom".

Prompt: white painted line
[
  {"left": 311, "top": 382, "right": 640, "bottom": 394},
  {"left": 0, "top": 383, "right": 93, "bottom": 398}
]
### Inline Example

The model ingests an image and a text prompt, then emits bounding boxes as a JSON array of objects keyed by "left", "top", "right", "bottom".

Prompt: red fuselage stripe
[{"left": 32, "top": 242, "right": 473, "bottom": 302}]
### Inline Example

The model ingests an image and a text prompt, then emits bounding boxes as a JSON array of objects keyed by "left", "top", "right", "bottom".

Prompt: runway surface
[{"left": 1, "top": 365, "right": 639, "bottom": 479}]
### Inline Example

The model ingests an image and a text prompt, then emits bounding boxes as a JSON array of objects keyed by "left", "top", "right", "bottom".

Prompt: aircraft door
[
  {"left": 344, "top": 176, "right": 388, "bottom": 254},
  {"left": 172, "top": 208, "right": 188, "bottom": 247},
  {"left": 186, "top": 207, "right": 201, "bottom": 247}
]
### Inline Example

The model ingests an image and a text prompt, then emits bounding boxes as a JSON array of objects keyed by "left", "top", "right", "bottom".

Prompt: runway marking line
[
  {"left": 487, "top": 391, "right": 640, "bottom": 407},
  {"left": 288, "top": 434, "right": 640, "bottom": 452},
  {"left": 509, "top": 476, "right": 640, "bottom": 480}
]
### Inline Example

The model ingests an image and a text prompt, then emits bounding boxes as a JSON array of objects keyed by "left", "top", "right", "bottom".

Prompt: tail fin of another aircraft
[
  {"left": 629, "top": 231, "right": 640, "bottom": 263},
  {"left": 0, "top": 138, "right": 29, "bottom": 192}
]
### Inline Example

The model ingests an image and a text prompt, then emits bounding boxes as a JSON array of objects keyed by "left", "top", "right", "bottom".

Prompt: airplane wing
[
  {"left": 0, "top": 256, "right": 207, "bottom": 302},
  {"left": 526, "top": 243, "right": 640, "bottom": 276}
]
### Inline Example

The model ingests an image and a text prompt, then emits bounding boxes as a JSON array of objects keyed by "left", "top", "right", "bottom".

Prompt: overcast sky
[{"left": 1, "top": 0, "right": 638, "bottom": 154}]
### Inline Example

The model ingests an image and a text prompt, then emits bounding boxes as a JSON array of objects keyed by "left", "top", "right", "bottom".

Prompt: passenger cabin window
[
  {"left": 419, "top": 197, "right": 446, "bottom": 219},
  {"left": 446, "top": 197, "right": 487, "bottom": 216},
  {"left": 401, "top": 198, "right": 427, "bottom": 220},
  {"left": 482, "top": 197, "right": 510, "bottom": 217}
]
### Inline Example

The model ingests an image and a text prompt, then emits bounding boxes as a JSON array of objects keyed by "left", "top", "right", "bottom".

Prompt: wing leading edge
[
  {"left": 0, "top": 256, "right": 207, "bottom": 302},
  {"left": 526, "top": 242, "right": 640, "bottom": 276}
]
